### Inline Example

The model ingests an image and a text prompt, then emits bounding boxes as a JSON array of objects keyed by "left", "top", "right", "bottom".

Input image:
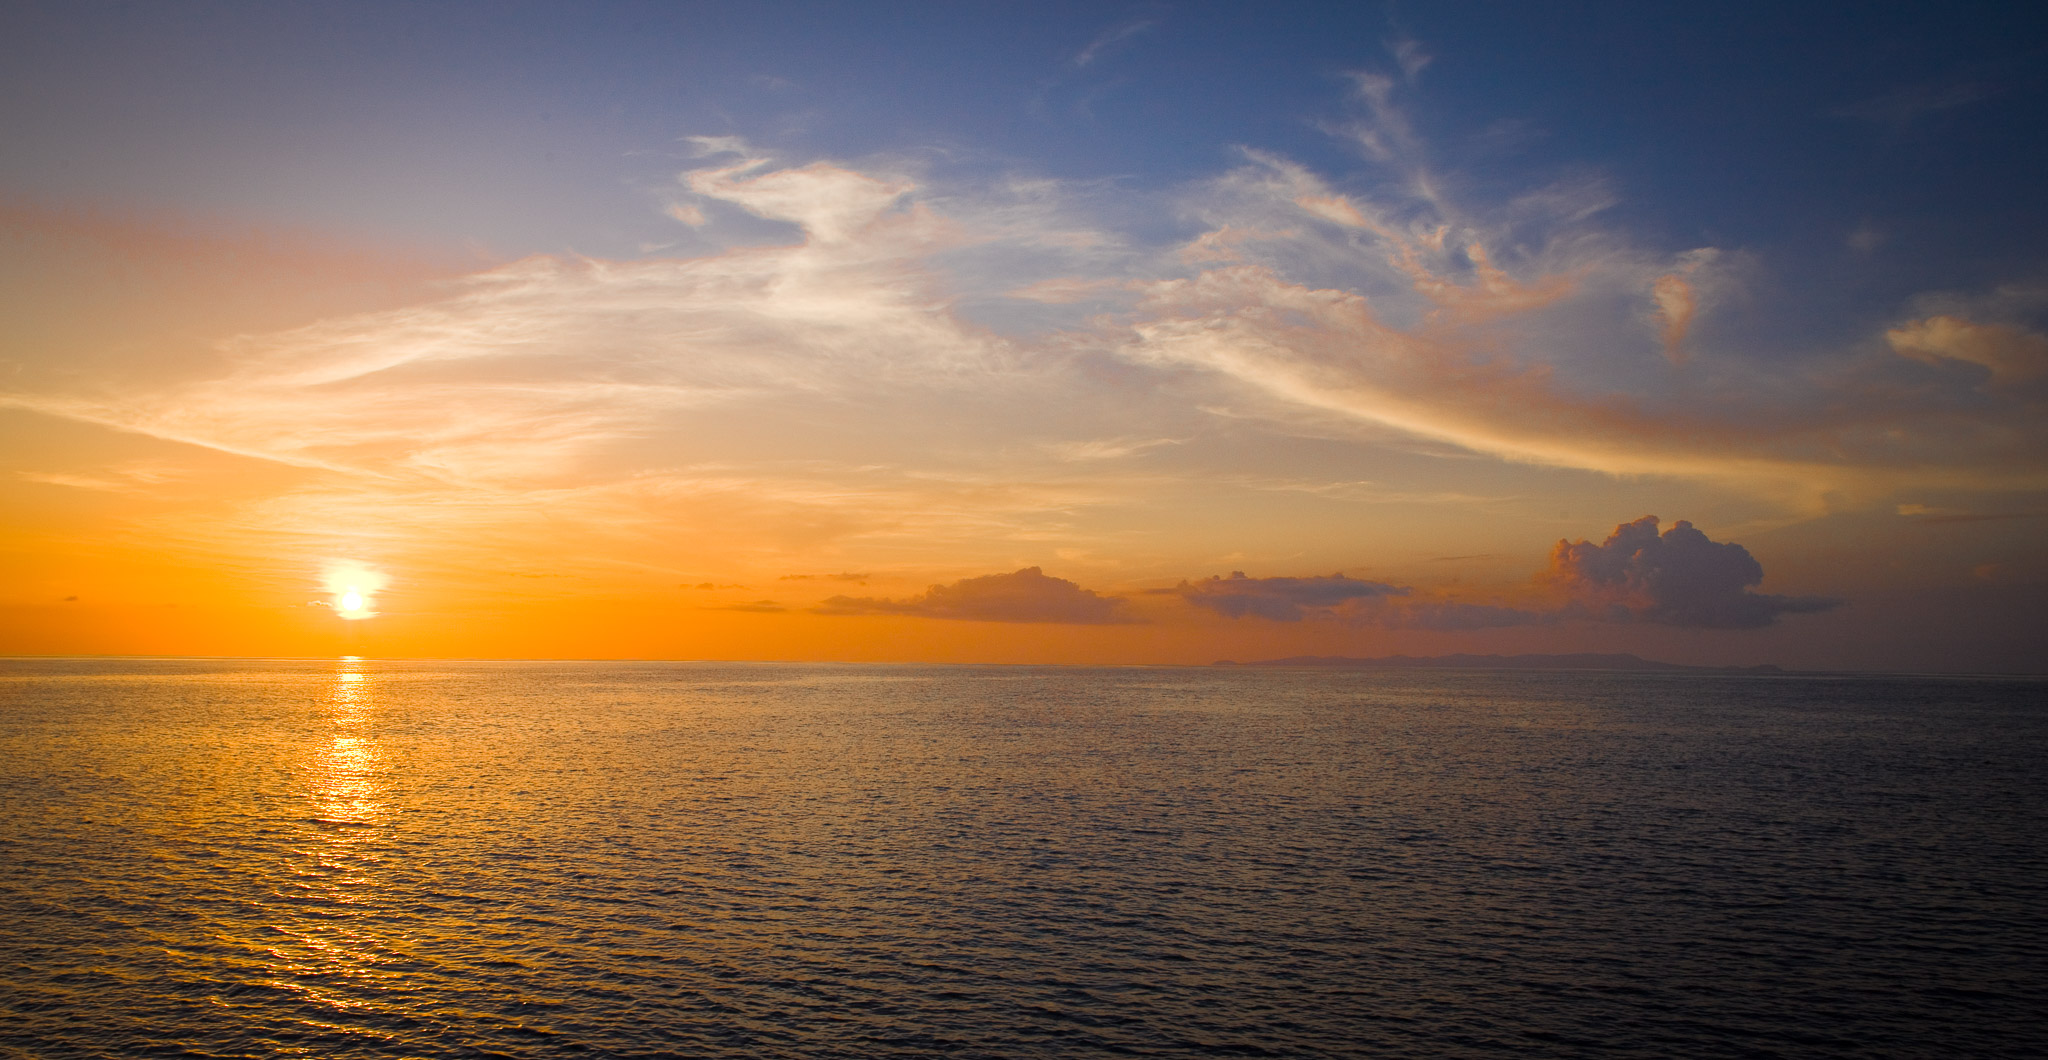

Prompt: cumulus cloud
[
  {"left": 1546, "top": 516, "right": 1837, "bottom": 628},
  {"left": 817, "top": 567, "right": 1129, "bottom": 624},
  {"left": 1171, "top": 571, "right": 1403, "bottom": 621}
]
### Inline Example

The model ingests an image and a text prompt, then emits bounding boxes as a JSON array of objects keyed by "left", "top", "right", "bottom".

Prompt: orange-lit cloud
[
  {"left": 1651, "top": 273, "right": 1696, "bottom": 363},
  {"left": 1888, "top": 315, "right": 2048, "bottom": 385},
  {"left": 1107, "top": 141, "right": 2048, "bottom": 503}
]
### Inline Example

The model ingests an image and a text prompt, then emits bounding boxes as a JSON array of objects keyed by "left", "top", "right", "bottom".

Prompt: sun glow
[{"left": 323, "top": 563, "right": 388, "bottom": 620}]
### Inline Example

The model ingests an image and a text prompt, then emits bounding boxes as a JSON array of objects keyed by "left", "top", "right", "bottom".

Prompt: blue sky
[{"left": 9, "top": 2, "right": 2042, "bottom": 279}]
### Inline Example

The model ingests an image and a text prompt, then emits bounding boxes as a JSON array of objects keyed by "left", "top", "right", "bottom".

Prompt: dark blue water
[{"left": 1, "top": 659, "right": 2043, "bottom": 1057}]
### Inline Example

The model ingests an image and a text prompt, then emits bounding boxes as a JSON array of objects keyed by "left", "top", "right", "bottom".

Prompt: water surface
[{"left": 2, "top": 659, "right": 2043, "bottom": 1057}]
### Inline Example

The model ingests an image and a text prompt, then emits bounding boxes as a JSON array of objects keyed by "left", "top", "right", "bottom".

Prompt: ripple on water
[{"left": 1, "top": 659, "right": 2045, "bottom": 1057}]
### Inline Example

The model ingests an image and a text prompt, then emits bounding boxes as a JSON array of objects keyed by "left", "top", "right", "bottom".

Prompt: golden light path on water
[{"left": 265, "top": 657, "right": 402, "bottom": 1032}]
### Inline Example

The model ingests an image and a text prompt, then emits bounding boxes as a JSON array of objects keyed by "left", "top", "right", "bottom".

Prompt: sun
[{"left": 324, "top": 563, "right": 388, "bottom": 620}]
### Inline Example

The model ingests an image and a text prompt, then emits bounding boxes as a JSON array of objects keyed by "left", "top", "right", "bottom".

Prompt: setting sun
[{"left": 324, "top": 564, "right": 386, "bottom": 621}]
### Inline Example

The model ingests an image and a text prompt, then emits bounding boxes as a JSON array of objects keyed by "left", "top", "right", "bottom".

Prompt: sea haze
[{"left": 1, "top": 659, "right": 2044, "bottom": 1057}]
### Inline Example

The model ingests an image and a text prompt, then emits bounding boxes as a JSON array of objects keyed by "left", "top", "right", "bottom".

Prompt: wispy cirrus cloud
[
  {"left": 1834, "top": 80, "right": 1999, "bottom": 129},
  {"left": 1090, "top": 73, "right": 2048, "bottom": 502},
  {"left": 3, "top": 160, "right": 1006, "bottom": 490},
  {"left": 1072, "top": 17, "right": 1157, "bottom": 68}
]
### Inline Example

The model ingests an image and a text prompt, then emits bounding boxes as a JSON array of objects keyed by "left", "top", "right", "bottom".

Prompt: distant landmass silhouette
[{"left": 1213, "top": 652, "right": 1783, "bottom": 673}]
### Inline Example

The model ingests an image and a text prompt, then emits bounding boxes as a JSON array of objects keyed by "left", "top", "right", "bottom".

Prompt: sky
[{"left": 2, "top": 1, "right": 2044, "bottom": 671}]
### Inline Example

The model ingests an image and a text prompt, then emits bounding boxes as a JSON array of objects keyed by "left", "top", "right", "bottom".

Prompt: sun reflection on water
[
  {"left": 318, "top": 657, "right": 384, "bottom": 827},
  {"left": 264, "top": 657, "right": 414, "bottom": 1021}
]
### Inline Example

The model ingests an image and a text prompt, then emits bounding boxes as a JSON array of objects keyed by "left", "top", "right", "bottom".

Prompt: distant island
[{"left": 1213, "top": 652, "right": 1784, "bottom": 673}]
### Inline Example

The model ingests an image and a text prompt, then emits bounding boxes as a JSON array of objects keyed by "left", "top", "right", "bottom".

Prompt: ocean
[{"left": 1, "top": 658, "right": 2043, "bottom": 1058}]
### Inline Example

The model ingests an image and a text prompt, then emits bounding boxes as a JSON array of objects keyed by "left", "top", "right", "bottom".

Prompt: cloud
[
  {"left": 1546, "top": 516, "right": 1837, "bottom": 629},
  {"left": 1170, "top": 571, "right": 1404, "bottom": 621},
  {"left": 1390, "top": 36, "right": 1432, "bottom": 83},
  {"left": 1651, "top": 273, "right": 1696, "bottom": 363},
  {"left": 818, "top": 567, "right": 1129, "bottom": 623},
  {"left": 1168, "top": 571, "right": 1546, "bottom": 629},
  {"left": 1847, "top": 221, "right": 1885, "bottom": 254},
  {"left": 1040, "top": 436, "right": 1180, "bottom": 462},
  {"left": 1888, "top": 315, "right": 2048, "bottom": 385},
  {"left": 684, "top": 135, "right": 754, "bottom": 158},
  {"left": 18, "top": 471, "right": 136, "bottom": 492},
  {"left": 1835, "top": 81, "right": 1997, "bottom": 128},
  {"left": 717, "top": 600, "right": 787, "bottom": 613},
  {"left": 16, "top": 462, "right": 186, "bottom": 493},
  {"left": 1174, "top": 516, "right": 1831, "bottom": 631},
  {"left": 1108, "top": 135, "right": 2048, "bottom": 502},
  {"left": 1895, "top": 503, "right": 2035, "bottom": 524},
  {"left": 1072, "top": 17, "right": 1157, "bottom": 68},
  {"left": 780, "top": 572, "right": 872, "bottom": 582},
  {"left": 686, "top": 160, "right": 917, "bottom": 244},
  {"left": 2, "top": 159, "right": 1000, "bottom": 488},
  {"left": 1005, "top": 275, "right": 1131, "bottom": 304}
]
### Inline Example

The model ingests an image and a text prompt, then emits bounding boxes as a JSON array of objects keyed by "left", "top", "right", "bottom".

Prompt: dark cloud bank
[
  {"left": 815, "top": 518, "right": 1834, "bottom": 630},
  {"left": 817, "top": 567, "right": 1129, "bottom": 624},
  {"left": 1167, "top": 572, "right": 1542, "bottom": 630},
  {"left": 1171, "top": 572, "right": 1402, "bottom": 621},
  {"left": 1174, "top": 516, "right": 1835, "bottom": 630}
]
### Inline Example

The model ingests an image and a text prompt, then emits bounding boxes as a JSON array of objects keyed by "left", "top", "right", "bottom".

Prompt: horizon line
[{"left": 4, "top": 652, "right": 2043, "bottom": 679}]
